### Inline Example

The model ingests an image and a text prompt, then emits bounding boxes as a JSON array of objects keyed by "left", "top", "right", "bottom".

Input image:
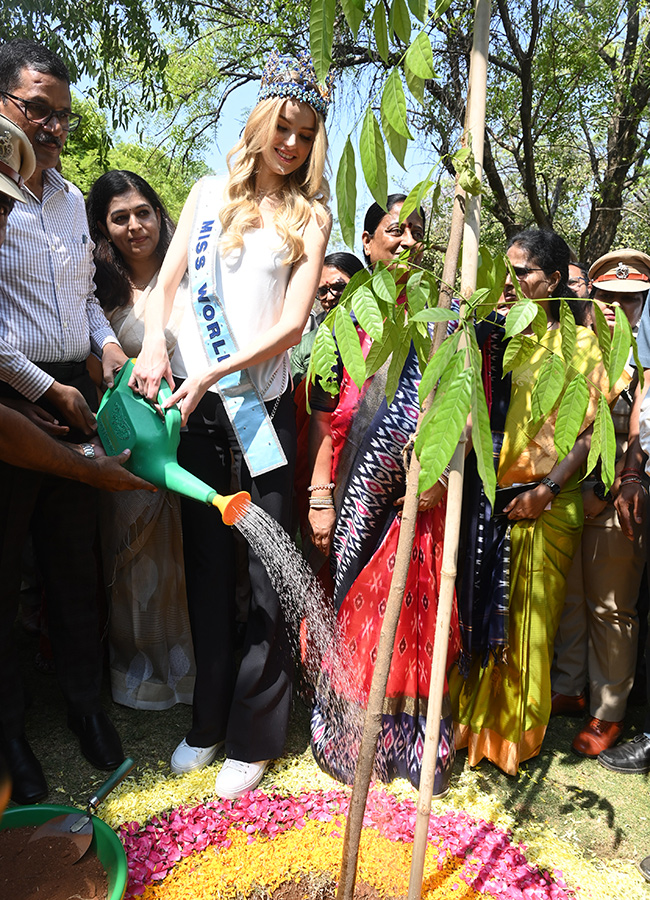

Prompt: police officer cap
[
  {"left": 589, "top": 248, "right": 650, "bottom": 294},
  {"left": 0, "top": 114, "right": 35, "bottom": 203}
]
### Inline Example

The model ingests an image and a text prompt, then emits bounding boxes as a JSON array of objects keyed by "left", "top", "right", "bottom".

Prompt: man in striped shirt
[{"left": 0, "top": 39, "right": 128, "bottom": 804}]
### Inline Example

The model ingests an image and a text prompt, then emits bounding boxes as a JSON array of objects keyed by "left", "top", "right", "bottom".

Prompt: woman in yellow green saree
[{"left": 449, "top": 229, "right": 614, "bottom": 775}]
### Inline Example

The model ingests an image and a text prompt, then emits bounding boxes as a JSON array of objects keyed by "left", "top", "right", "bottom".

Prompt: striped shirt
[{"left": 0, "top": 168, "right": 119, "bottom": 401}]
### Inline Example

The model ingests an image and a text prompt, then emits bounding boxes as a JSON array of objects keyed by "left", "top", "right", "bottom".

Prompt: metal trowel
[{"left": 28, "top": 757, "right": 135, "bottom": 862}]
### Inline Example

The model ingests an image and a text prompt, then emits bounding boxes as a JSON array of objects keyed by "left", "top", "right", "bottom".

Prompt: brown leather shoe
[
  {"left": 572, "top": 717, "right": 624, "bottom": 757},
  {"left": 551, "top": 691, "right": 586, "bottom": 717}
]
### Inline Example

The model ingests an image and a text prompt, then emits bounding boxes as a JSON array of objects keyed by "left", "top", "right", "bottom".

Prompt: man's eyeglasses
[
  {"left": 0, "top": 194, "right": 16, "bottom": 217},
  {"left": 511, "top": 265, "right": 544, "bottom": 280},
  {"left": 1, "top": 91, "right": 82, "bottom": 133},
  {"left": 316, "top": 281, "right": 347, "bottom": 301}
]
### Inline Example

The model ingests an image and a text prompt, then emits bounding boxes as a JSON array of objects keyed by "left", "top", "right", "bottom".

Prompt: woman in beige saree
[{"left": 87, "top": 170, "right": 195, "bottom": 710}]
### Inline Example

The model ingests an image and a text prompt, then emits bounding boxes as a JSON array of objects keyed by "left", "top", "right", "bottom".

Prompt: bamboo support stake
[
  {"left": 336, "top": 187, "right": 467, "bottom": 900},
  {"left": 406, "top": 1, "right": 492, "bottom": 898}
]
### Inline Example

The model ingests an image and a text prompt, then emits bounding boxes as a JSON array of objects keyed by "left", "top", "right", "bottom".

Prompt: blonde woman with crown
[{"left": 131, "top": 51, "right": 331, "bottom": 799}]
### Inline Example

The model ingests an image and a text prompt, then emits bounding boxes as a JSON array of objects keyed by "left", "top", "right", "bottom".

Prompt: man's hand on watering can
[
  {"left": 130, "top": 337, "right": 175, "bottom": 401},
  {"left": 165, "top": 374, "right": 208, "bottom": 427},
  {"left": 101, "top": 343, "right": 129, "bottom": 389},
  {"left": 43, "top": 382, "right": 97, "bottom": 436},
  {"left": 82, "top": 450, "right": 157, "bottom": 493}
]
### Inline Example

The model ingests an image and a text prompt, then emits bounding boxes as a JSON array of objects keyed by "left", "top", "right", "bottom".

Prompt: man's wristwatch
[{"left": 593, "top": 481, "right": 613, "bottom": 503}]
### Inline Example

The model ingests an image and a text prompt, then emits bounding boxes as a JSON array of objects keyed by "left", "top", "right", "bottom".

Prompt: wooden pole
[
  {"left": 336, "top": 180, "right": 467, "bottom": 900},
  {"left": 406, "top": 1, "right": 492, "bottom": 897}
]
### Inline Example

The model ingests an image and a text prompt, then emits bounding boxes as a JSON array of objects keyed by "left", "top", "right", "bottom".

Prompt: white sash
[{"left": 188, "top": 178, "right": 287, "bottom": 476}]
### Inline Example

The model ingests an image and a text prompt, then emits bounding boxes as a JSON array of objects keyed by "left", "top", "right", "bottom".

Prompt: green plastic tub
[{"left": 0, "top": 803, "right": 128, "bottom": 899}]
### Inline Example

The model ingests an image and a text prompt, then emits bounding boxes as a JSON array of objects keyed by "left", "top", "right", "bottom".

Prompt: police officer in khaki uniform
[{"left": 551, "top": 249, "right": 649, "bottom": 756}]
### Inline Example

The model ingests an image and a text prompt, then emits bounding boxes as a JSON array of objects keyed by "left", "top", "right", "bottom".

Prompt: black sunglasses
[{"left": 316, "top": 281, "right": 347, "bottom": 301}]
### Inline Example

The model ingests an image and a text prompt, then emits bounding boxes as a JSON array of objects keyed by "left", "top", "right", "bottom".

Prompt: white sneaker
[
  {"left": 171, "top": 738, "right": 223, "bottom": 774},
  {"left": 214, "top": 758, "right": 269, "bottom": 800}
]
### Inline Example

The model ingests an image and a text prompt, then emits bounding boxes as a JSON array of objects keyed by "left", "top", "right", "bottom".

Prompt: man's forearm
[{"left": 0, "top": 403, "right": 96, "bottom": 481}]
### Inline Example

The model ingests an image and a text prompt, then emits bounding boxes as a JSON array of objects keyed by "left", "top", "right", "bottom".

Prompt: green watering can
[{"left": 96, "top": 359, "right": 250, "bottom": 526}]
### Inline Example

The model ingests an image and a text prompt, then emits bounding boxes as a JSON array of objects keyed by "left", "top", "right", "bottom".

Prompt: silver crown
[{"left": 258, "top": 50, "right": 333, "bottom": 119}]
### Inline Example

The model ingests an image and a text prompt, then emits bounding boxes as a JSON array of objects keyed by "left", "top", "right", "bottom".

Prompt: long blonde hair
[{"left": 219, "top": 97, "right": 330, "bottom": 266}]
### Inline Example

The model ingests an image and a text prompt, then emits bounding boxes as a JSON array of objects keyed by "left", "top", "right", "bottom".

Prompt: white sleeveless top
[{"left": 173, "top": 220, "right": 292, "bottom": 402}]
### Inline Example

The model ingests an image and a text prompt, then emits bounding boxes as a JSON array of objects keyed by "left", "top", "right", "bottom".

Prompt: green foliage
[
  {"left": 61, "top": 100, "right": 206, "bottom": 219},
  {"left": 336, "top": 138, "right": 358, "bottom": 248},
  {"left": 2, "top": 0, "right": 197, "bottom": 128}
]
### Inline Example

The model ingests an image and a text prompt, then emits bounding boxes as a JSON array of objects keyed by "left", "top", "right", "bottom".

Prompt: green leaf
[
  {"left": 405, "top": 31, "right": 436, "bottom": 78},
  {"left": 351, "top": 285, "right": 384, "bottom": 340},
  {"left": 359, "top": 107, "right": 388, "bottom": 208},
  {"left": 503, "top": 299, "right": 538, "bottom": 338},
  {"left": 554, "top": 372, "right": 589, "bottom": 460},
  {"left": 559, "top": 298, "right": 576, "bottom": 363},
  {"left": 334, "top": 305, "right": 366, "bottom": 389},
  {"left": 466, "top": 287, "right": 492, "bottom": 310},
  {"left": 380, "top": 69, "right": 413, "bottom": 140},
  {"left": 418, "top": 330, "right": 462, "bottom": 406},
  {"left": 407, "top": 0, "right": 427, "bottom": 23},
  {"left": 399, "top": 174, "right": 435, "bottom": 223},
  {"left": 412, "top": 327, "right": 432, "bottom": 372},
  {"left": 592, "top": 302, "right": 612, "bottom": 369},
  {"left": 404, "top": 63, "right": 425, "bottom": 104},
  {"left": 531, "top": 352, "right": 566, "bottom": 420},
  {"left": 407, "top": 271, "right": 438, "bottom": 318},
  {"left": 530, "top": 303, "right": 547, "bottom": 342},
  {"left": 608, "top": 305, "right": 632, "bottom": 389},
  {"left": 470, "top": 370, "right": 497, "bottom": 507},
  {"left": 434, "top": 0, "right": 453, "bottom": 16},
  {"left": 380, "top": 102, "right": 408, "bottom": 169},
  {"left": 365, "top": 329, "right": 393, "bottom": 377},
  {"left": 309, "top": 0, "right": 334, "bottom": 82},
  {"left": 310, "top": 321, "right": 339, "bottom": 394},
  {"left": 373, "top": 2, "right": 389, "bottom": 62},
  {"left": 587, "top": 394, "right": 617, "bottom": 487},
  {"left": 371, "top": 263, "right": 398, "bottom": 304},
  {"left": 385, "top": 319, "right": 411, "bottom": 405},
  {"left": 417, "top": 369, "right": 472, "bottom": 491},
  {"left": 335, "top": 137, "right": 357, "bottom": 249},
  {"left": 389, "top": 0, "right": 411, "bottom": 44},
  {"left": 458, "top": 168, "right": 483, "bottom": 195},
  {"left": 341, "top": 0, "right": 364, "bottom": 38},
  {"left": 502, "top": 334, "right": 535, "bottom": 374},
  {"left": 410, "top": 308, "right": 457, "bottom": 322}
]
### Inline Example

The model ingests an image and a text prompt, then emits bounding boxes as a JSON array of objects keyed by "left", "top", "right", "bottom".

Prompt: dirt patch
[
  {"left": 252, "top": 874, "right": 383, "bottom": 900},
  {"left": 0, "top": 824, "right": 108, "bottom": 900}
]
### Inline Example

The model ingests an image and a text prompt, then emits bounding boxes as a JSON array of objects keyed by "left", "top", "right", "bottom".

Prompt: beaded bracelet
[{"left": 308, "top": 482, "right": 335, "bottom": 493}]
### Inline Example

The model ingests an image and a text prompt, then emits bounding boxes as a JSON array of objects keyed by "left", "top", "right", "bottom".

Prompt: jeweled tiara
[{"left": 258, "top": 50, "right": 333, "bottom": 119}]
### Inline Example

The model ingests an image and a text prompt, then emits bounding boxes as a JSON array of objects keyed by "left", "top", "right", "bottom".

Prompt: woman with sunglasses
[
  {"left": 449, "top": 229, "right": 615, "bottom": 775},
  {"left": 307, "top": 195, "right": 461, "bottom": 794},
  {"left": 290, "top": 252, "right": 364, "bottom": 385}
]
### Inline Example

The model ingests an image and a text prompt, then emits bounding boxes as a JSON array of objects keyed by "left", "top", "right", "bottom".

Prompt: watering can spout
[
  {"left": 96, "top": 360, "right": 251, "bottom": 523},
  {"left": 212, "top": 491, "right": 251, "bottom": 526}
]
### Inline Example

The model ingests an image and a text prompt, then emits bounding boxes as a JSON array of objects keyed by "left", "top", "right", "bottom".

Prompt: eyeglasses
[
  {"left": 0, "top": 194, "right": 16, "bottom": 217},
  {"left": 316, "top": 281, "right": 347, "bottom": 301},
  {"left": 511, "top": 265, "right": 544, "bottom": 279},
  {"left": 1, "top": 91, "right": 82, "bottom": 133}
]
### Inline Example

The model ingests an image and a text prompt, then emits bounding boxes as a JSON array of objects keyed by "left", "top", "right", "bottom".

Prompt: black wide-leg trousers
[{"left": 179, "top": 388, "right": 296, "bottom": 762}]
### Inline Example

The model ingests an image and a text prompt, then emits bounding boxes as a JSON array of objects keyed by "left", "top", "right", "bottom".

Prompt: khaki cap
[
  {"left": 0, "top": 114, "right": 35, "bottom": 203},
  {"left": 589, "top": 248, "right": 650, "bottom": 293}
]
